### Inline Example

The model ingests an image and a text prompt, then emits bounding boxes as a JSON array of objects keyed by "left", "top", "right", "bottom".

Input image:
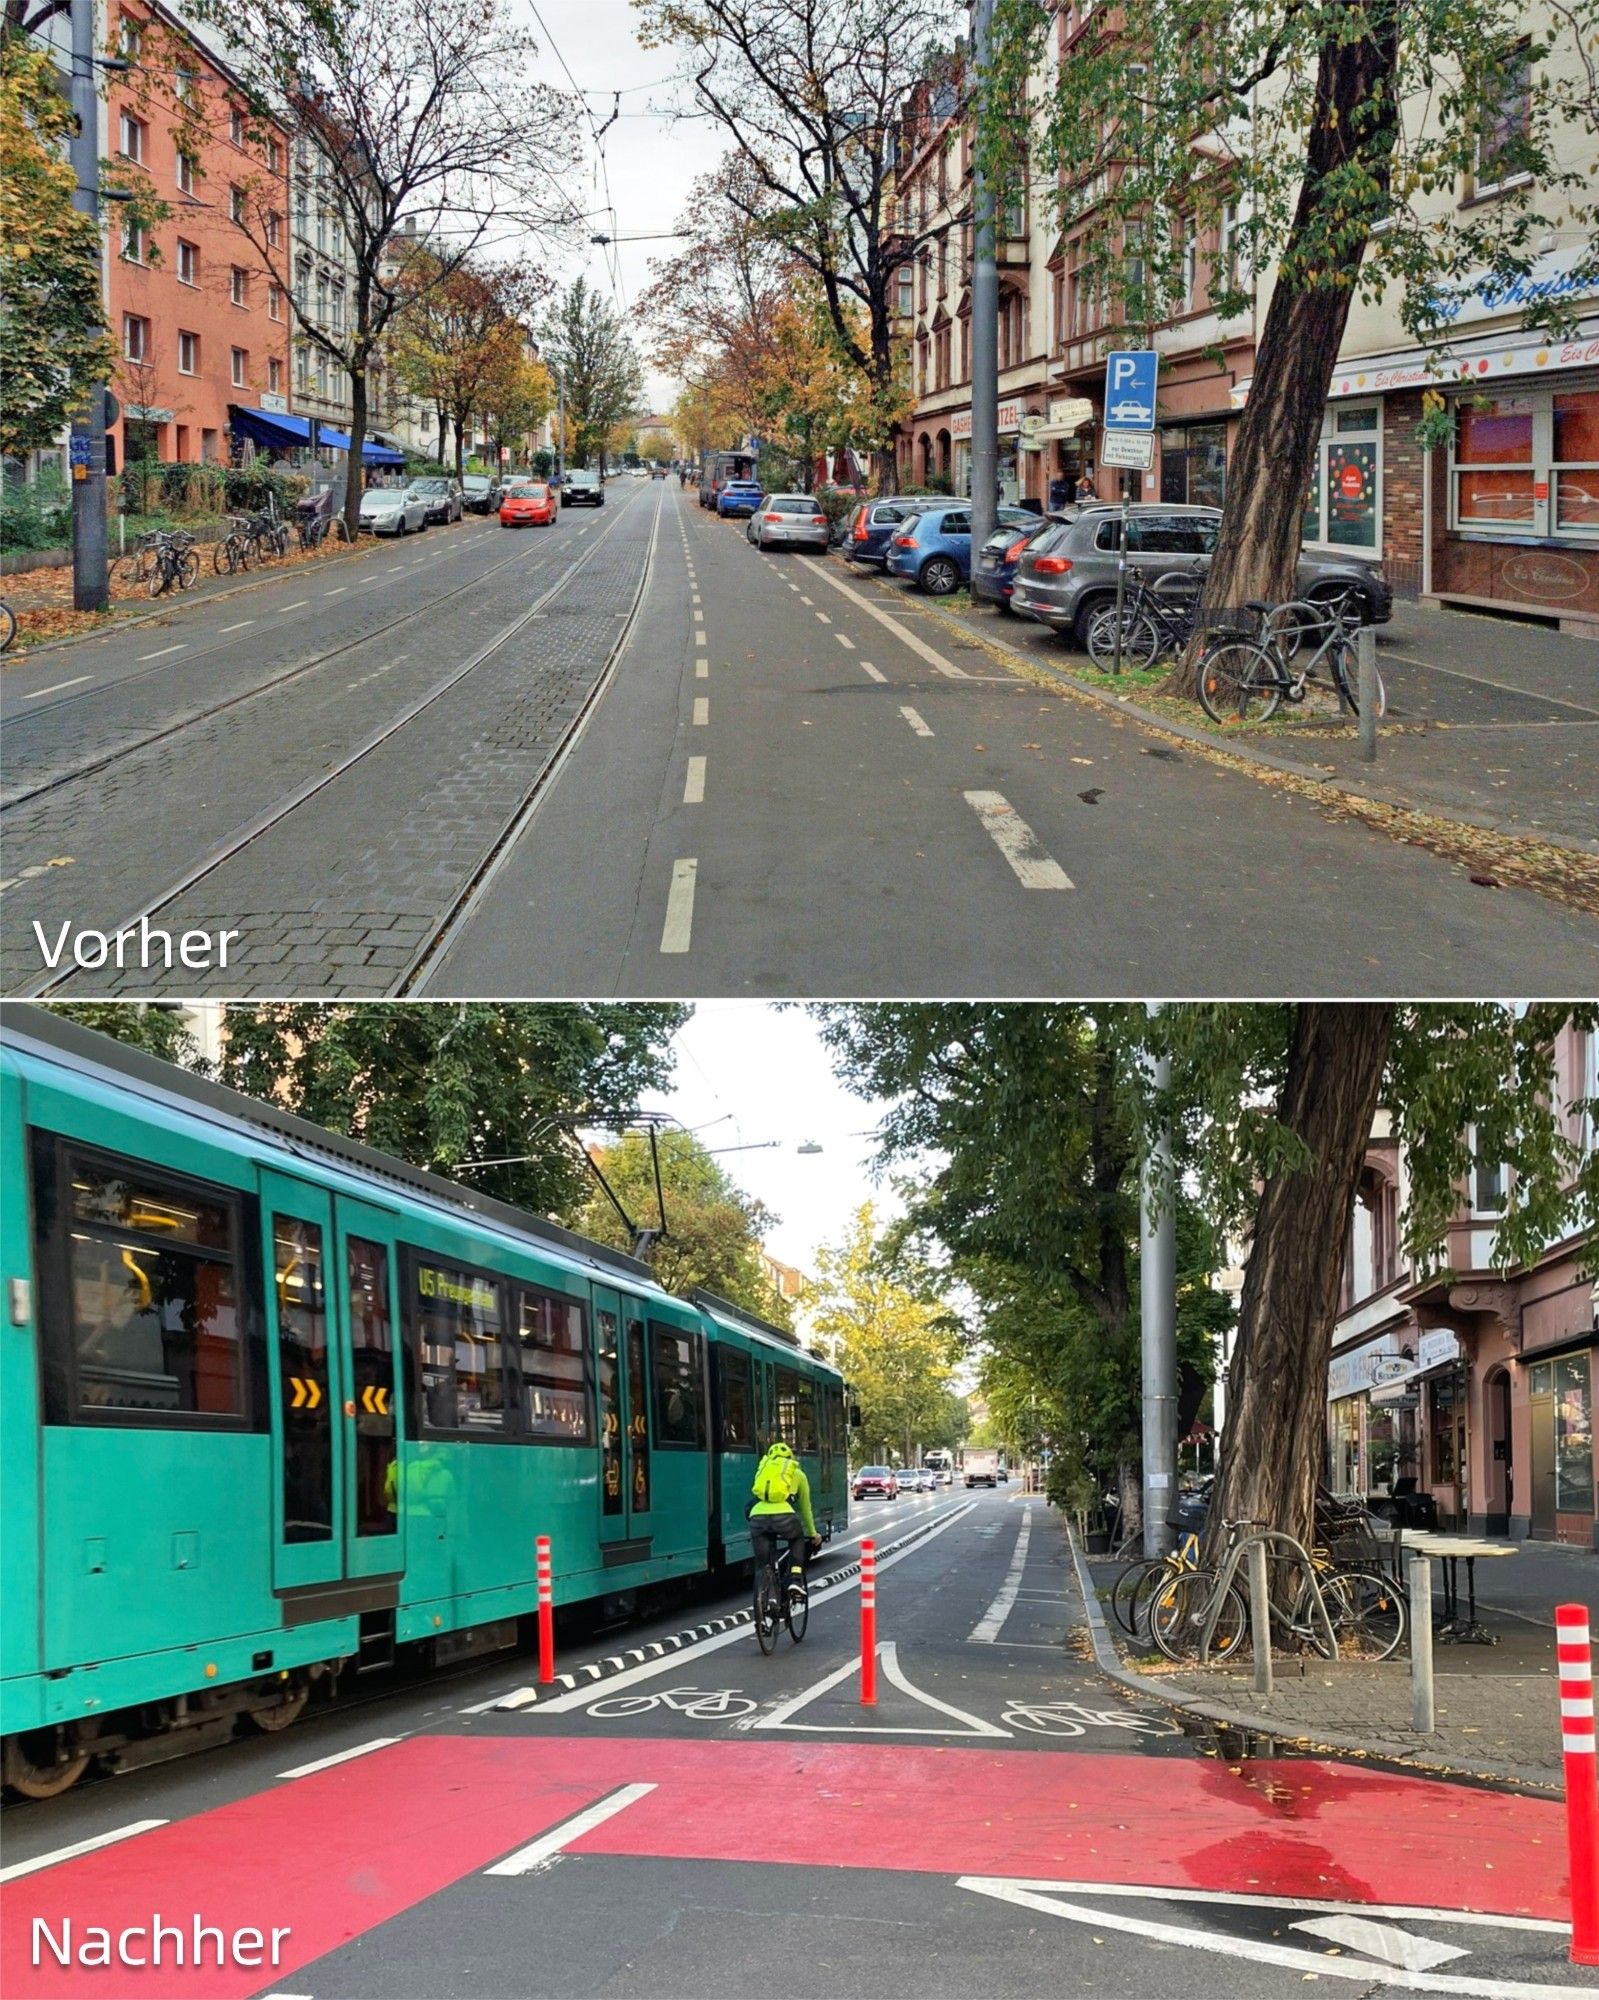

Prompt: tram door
[
  {"left": 332, "top": 1196, "right": 405, "bottom": 1581},
  {"left": 593, "top": 1287, "right": 653, "bottom": 1550}
]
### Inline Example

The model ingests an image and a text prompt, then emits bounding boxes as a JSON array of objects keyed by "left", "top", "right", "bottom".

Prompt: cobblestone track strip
[
  {"left": 0, "top": 523, "right": 556, "bottom": 810},
  {"left": 30, "top": 484, "right": 665, "bottom": 998}
]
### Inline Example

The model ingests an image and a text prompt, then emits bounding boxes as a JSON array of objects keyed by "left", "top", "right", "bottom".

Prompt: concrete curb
[
  {"left": 827, "top": 560, "right": 1599, "bottom": 864},
  {"left": 1062, "top": 1521, "right": 1559, "bottom": 1797}
]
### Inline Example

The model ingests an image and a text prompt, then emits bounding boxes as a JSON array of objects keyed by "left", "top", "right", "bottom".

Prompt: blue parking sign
[{"left": 1103, "top": 351, "right": 1157, "bottom": 432}]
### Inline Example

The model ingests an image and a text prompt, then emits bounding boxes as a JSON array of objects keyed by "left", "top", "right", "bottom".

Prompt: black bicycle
[
  {"left": 1085, "top": 562, "right": 1205, "bottom": 670},
  {"left": 752, "top": 1540, "right": 810, "bottom": 1653}
]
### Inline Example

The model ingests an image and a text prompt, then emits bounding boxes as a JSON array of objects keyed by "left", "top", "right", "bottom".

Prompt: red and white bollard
[
  {"left": 1558, "top": 1603, "right": 1599, "bottom": 1965},
  {"left": 860, "top": 1539, "right": 877, "bottom": 1706},
  {"left": 537, "top": 1536, "right": 555, "bottom": 1686}
]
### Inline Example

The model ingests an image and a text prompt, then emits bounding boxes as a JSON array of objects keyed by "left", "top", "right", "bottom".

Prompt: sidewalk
[
  {"left": 1066, "top": 1526, "right": 1594, "bottom": 1791},
  {"left": 876, "top": 572, "right": 1599, "bottom": 855}
]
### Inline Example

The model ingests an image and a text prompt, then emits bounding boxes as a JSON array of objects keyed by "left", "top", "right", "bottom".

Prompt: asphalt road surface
[
  {"left": 3, "top": 484, "right": 1596, "bottom": 997},
  {"left": 1, "top": 1491, "right": 1584, "bottom": 1999}
]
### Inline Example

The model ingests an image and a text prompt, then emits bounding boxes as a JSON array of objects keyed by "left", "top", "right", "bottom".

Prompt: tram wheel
[
  {"left": 243, "top": 1680, "right": 311, "bottom": 1734},
  {"left": 3, "top": 1729, "right": 92, "bottom": 1799}
]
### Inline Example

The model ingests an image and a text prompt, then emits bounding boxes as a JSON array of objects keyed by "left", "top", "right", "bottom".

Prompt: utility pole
[
  {"left": 968, "top": 0, "right": 998, "bottom": 559},
  {"left": 1140, "top": 1006, "right": 1177, "bottom": 1558},
  {"left": 68, "top": 0, "right": 110, "bottom": 612}
]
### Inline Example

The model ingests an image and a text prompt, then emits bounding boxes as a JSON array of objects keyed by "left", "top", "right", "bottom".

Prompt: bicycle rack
[{"left": 1198, "top": 1527, "right": 1337, "bottom": 1666}]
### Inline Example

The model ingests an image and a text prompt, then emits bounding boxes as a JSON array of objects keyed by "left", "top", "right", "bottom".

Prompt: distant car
[
  {"left": 885, "top": 502, "right": 1040, "bottom": 596},
  {"left": 408, "top": 476, "right": 464, "bottom": 524},
  {"left": 461, "top": 473, "right": 503, "bottom": 515},
  {"left": 751, "top": 493, "right": 831, "bottom": 552},
  {"left": 499, "top": 481, "right": 556, "bottom": 527},
  {"left": 359, "top": 485, "right": 429, "bottom": 536},
  {"left": 906, "top": 1467, "right": 936, "bottom": 1493},
  {"left": 1109, "top": 399, "right": 1153, "bottom": 424},
  {"left": 562, "top": 467, "right": 604, "bottom": 507},
  {"left": 717, "top": 480, "right": 764, "bottom": 519},
  {"left": 853, "top": 1466, "right": 899, "bottom": 1500}
]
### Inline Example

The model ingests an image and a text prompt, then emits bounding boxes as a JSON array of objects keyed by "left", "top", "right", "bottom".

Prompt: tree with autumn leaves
[{"left": 391, "top": 253, "right": 551, "bottom": 474}]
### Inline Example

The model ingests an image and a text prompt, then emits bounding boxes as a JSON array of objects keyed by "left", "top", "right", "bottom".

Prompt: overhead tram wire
[{"left": 528, "top": 1, "right": 628, "bottom": 310}]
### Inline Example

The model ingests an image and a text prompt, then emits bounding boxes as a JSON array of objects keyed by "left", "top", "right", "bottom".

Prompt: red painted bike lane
[{"left": 1, "top": 1734, "right": 1568, "bottom": 1997}]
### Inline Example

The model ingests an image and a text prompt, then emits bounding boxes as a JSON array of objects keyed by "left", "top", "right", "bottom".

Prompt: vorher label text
[{"left": 32, "top": 920, "right": 241, "bottom": 972}]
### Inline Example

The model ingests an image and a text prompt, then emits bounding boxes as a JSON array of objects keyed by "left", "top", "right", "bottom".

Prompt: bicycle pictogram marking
[
  {"left": 586, "top": 1686, "right": 758, "bottom": 1720},
  {"left": 1000, "top": 1701, "right": 1180, "bottom": 1738}
]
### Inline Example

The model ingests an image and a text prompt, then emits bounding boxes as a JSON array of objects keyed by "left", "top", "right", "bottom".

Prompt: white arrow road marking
[
  {"left": 965, "top": 791, "right": 1073, "bottom": 889},
  {"left": 484, "top": 1783, "right": 656, "bottom": 1877},
  {"left": 755, "top": 1640, "right": 1010, "bottom": 1737},
  {"left": 1292, "top": 1915, "right": 1468, "bottom": 1971},
  {"left": 0, "top": 1820, "right": 169, "bottom": 1883},
  {"left": 957, "top": 1880, "right": 1571, "bottom": 1998},
  {"left": 970, "top": 1506, "right": 1032, "bottom": 1642}
]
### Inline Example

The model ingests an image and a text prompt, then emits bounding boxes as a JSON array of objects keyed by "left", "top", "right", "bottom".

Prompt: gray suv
[
  {"left": 562, "top": 468, "right": 604, "bottom": 507},
  {"left": 1010, "top": 504, "right": 1391, "bottom": 648}
]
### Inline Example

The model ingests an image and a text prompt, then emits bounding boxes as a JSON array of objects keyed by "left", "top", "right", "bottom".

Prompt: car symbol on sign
[{"left": 1109, "top": 399, "right": 1152, "bottom": 424}]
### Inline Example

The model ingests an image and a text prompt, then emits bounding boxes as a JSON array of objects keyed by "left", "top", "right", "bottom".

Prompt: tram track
[
  {"left": 0, "top": 513, "right": 609, "bottom": 814},
  {"left": 18, "top": 482, "right": 663, "bottom": 999}
]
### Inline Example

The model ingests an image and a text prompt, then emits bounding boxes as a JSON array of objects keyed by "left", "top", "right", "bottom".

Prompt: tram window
[
  {"left": 275, "top": 1216, "right": 332, "bottom": 1543},
  {"left": 794, "top": 1376, "right": 818, "bottom": 1455},
  {"left": 626, "top": 1318, "right": 651, "bottom": 1510},
  {"left": 348, "top": 1237, "right": 396, "bottom": 1536},
  {"left": 413, "top": 1258, "right": 506, "bottom": 1436},
  {"left": 47, "top": 1142, "right": 246, "bottom": 1425},
  {"left": 652, "top": 1325, "right": 705, "bottom": 1447},
  {"left": 718, "top": 1348, "right": 754, "bottom": 1452},
  {"left": 775, "top": 1366, "right": 799, "bottom": 1447},
  {"left": 516, "top": 1289, "right": 592, "bottom": 1443}
]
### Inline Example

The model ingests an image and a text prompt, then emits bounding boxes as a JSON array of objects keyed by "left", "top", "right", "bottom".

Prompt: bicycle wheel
[
  {"left": 1087, "top": 606, "right": 1159, "bottom": 671},
  {"left": 0, "top": 601, "right": 15, "bottom": 652},
  {"left": 1111, "top": 1559, "right": 1163, "bottom": 1636},
  {"left": 147, "top": 559, "right": 170, "bottom": 599},
  {"left": 1322, "top": 1568, "right": 1406, "bottom": 1662},
  {"left": 786, "top": 1581, "right": 809, "bottom": 1645},
  {"left": 213, "top": 539, "right": 237, "bottom": 575},
  {"left": 1196, "top": 639, "right": 1280, "bottom": 725},
  {"left": 1330, "top": 643, "right": 1386, "bottom": 718},
  {"left": 753, "top": 1567, "right": 779, "bottom": 1656},
  {"left": 1149, "top": 1570, "right": 1247, "bottom": 1664},
  {"left": 177, "top": 549, "right": 199, "bottom": 590}
]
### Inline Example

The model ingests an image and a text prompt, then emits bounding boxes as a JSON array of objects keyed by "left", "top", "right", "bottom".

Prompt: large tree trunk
[
  {"left": 343, "top": 365, "right": 368, "bottom": 538},
  {"left": 1209, "top": 1003, "right": 1396, "bottom": 1558},
  {"left": 1179, "top": 7, "right": 1399, "bottom": 673}
]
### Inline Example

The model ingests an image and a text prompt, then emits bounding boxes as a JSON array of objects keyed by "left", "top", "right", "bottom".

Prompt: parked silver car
[
  {"left": 750, "top": 493, "right": 831, "bottom": 552},
  {"left": 359, "top": 485, "right": 430, "bottom": 536},
  {"left": 1009, "top": 503, "right": 1393, "bottom": 648}
]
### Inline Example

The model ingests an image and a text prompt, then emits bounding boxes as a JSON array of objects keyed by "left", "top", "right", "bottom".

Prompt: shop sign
[
  {"left": 951, "top": 402, "right": 1025, "bottom": 440},
  {"left": 1329, "top": 328, "right": 1599, "bottom": 399},
  {"left": 260, "top": 392, "right": 288, "bottom": 415},
  {"left": 1371, "top": 1356, "right": 1414, "bottom": 1385},
  {"left": 1048, "top": 396, "right": 1094, "bottom": 429},
  {"left": 1328, "top": 1333, "right": 1403, "bottom": 1399},
  {"left": 1420, "top": 248, "right": 1599, "bottom": 334},
  {"left": 1418, "top": 1327, "right": 1460, "bottom": 1371}
]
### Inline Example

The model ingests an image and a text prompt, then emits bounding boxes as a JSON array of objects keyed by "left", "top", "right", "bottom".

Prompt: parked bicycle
[
  {"left": 251, "top": 510, "right": 289, "bottom": 562},
  {"left": 1085, "top": 563, "right": 1205, "bottom": 670},
  {"left": 752, "top": 1543, "right": 809, "bottom": 1654},
  {"left": 0, "top": 599, "right": 15, "bottom": 652},
  {"left": 1110, "top": 1528, "right": 1203, "bottom": 1639},
  {"left": 146, "top": 530, "right": 199, "bottom": 597},
  {"left": 115, "top": 530, "right": 164, "bottom": 589},
  {"left": 1196, "top": 588, "right": 1385, "bottom": 726},
  {"left": 214, "top": 515, "right": 260, "bottom": 575}
]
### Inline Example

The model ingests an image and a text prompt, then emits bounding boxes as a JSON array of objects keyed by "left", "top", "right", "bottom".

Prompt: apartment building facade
[
  {"left": 890, "top": 4, "right": 1597, "bottom": 628},
  {"left": 1326, "top": 1021, "right": 1597, "bottom": 1545}
]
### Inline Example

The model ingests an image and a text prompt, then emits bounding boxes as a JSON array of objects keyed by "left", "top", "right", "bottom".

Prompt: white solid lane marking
[
  {"left": 484, "top": 1784, "right": 657, "bottom": 1877},
  {"left": 970, "top": 1505, "right": 1031, "bottom": 1641},
  {"left": 899, "top": 705, "right": 934, "bottom": 738},
  {"left": 218, "top": 620, "right": 255, "bottom": 633},
  {"left": 660, "top": 859, "right": 697, "bottom": 954},
  {"left": 137, "top": 643, "right": 185, "bottom": 660},
  {"left": 0, "top": 1820, "right": 169, "bottom": 1884},
  {"left": 809, "top": 561, "right": 969, "bottom": 676},
  {"left": 860, "top": 661, "right": 886, "bottom": 683},
  {"left": 964, "top": 791, "right": 1073, "bottom": 889},
  {"left": 533, "top": 1503, "right": 977, "bottom": 1714},
  {"left": 1291, "top": 1916, "right": 1467, "bottom": 1972},
  {"left": 692, "top": 696, "right": 708, "bottom": 725},
  {"left": 278, "top": 1735, "right": 401, "bottom": 1779},
  {"left": 695, "top": 659, "right": 708, "bottom": 678},
  {"left": 684, "top": 755, "right": 706, "bottom": 804},
  {"left": 757, "top": 1640, "right": 1010, "bottom": 1737},
  {"left": 958, "top": 1880, "right": 1562, "bottom": 1934},
  {"left": 22, "top": 676, "right": 92, "bottom": 699}
]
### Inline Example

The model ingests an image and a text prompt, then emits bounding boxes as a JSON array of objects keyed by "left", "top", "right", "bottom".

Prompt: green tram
[{"left": 0, "top": 1009, "right": 848, "bottom": 1799}]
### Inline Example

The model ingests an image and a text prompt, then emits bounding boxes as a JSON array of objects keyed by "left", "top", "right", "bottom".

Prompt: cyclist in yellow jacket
[{"left": 747, "top": 1440, "right": 818, "bottom": 1598}]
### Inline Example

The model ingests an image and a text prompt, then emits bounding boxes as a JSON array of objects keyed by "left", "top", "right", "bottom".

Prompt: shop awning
[{"left": 230, "top": 405, "right": 311, "bottom": 450}]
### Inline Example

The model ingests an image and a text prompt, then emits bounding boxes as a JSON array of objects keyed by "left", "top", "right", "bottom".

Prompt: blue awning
[{"left": 229, "top": 406, "right": 405, "bottom": 463}]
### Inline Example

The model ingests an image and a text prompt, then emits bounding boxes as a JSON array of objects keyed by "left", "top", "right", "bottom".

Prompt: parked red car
[{"left": 499, "top": 480, "right": 556, "bottom": 527}]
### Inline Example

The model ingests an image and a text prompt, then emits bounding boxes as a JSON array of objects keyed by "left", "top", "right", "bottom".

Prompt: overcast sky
[{"left": 521, "top": 0, "right": 717, "bottom": 412}]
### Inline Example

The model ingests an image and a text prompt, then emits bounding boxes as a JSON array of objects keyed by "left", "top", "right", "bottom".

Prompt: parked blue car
[
  {"left": 972, "top": 515, "right": 1057, "bottom": 611},
  {"left": 885, "top": 502, "right": 1040, "bottom": 595},
  {"left": 716, "top": 480, "right": 764, "bottom": 519},
  {"left": 840, "top": 496, "right": 939, "bottom": 570}
]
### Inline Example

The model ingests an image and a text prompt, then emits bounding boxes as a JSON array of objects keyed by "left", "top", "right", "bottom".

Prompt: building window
[
  {"left": 175, "top": 68, "right": 199, "bottom": 109},
  {"left": 295, "top": 344, "right": 310, "bottom": 389},
  {"left": 230, "top": 106, "right": 245, "bottom": 147},
  {"left": 231, "top": 347, "right": 247, "bottom": 387},
  {"left": 516, "top": 1290, "right": 591, "bottom": 1442},
  {"left": 267, "top": 138, "right": 284, "bottom": 175},
  {"left": 1304, "top": 404, "right": 1380, "bottom": 552},
  {"left": 266, "top": 210, "right": 281, "bottom": 248},
  {"left": 121, "top": 218, "right": 145, "bottom": 263},
  {"left": 1476, "top": 37, "right": 1532, "bottom": 187},
  {"left": 176, "top": 238, "right": 198, "bottom": 286},
  {"left": 267, "top": 357, "right": 282, "bottom": 394},
  {"left": 268, "top": 282, "right": 283, "bottom": 320},
  {"left": 176, "top": 151, "right": 196, "bottom": 197},
  {"left": 230, "top": 266, "right": 247, "bottom": 307},
  {"left": 1180, "top": 215, "right": 1198, "bottom": 308},
  {"left": 330, "top": 281, "right": 345, "bottom": 334},
  {"left": 230, "top": 185, "right": 245, "bottom": 225},
  {"left": 896, "top": 265, "right": 913, "bottom": 318},
  {"left": 1217, "top": 200, "right": 1240, "bottom": 296},
  {"left": 118, "top": 111, "right": 145, "bottom": 162},
  {"left": 178, "top": 330, "right": 198, "bottom": 375},
  {"left": 122, "top": 313, "right": 149, "bottom": 361},
  {"left": 118, "top": 14, "right": 142, "bottom": 57}
]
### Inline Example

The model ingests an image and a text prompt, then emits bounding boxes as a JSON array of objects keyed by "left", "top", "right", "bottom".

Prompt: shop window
[
  {"left": 413, "top": 1258, "right": 506, "bottom": 1436},
  {"left": 1534, "top": 1355, "right": 1595, "bottom": 1512},
  {"left": 718, "top": 1347, "right": 754, "bottom": 1452},
  {"left": 517, "top": 1289, "right": 591, "bottom": 1443},
  {"left": 1159, "top": 424, "right": 1227, "bottom": 508},
  {"left": 1429, "top": 1377, "right": 1464, "bottom": 1486},
  {"left": 1328, "top": 1396, "right": 1361, "bottom": 1495},
  {"left": 1454, "top": 395, "right": 1534, "bottom": 525},
  {"left": 1554, "top": 390, "right": 1599, "bottom": 532},
  {"left": 651, "top": 1324, "right": 704, "bottom": 1447},
  {"left": 1305, "top": 405, "right": 1379, "bottom": 550}
]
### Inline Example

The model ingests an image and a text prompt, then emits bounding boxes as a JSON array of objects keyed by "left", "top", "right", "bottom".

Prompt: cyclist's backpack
[{"left": 753, "top": 1454, "right": 798, "bottom": 1506}]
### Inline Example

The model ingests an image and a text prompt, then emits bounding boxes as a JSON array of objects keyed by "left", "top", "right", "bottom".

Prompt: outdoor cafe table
[{"left": 1399, "top": 1530, "right": 1516, "bottom": 1645}]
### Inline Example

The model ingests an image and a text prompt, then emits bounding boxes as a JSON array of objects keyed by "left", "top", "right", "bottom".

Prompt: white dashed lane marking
[
  {"left": 684, "top": 756, "right": 706, "bottom": 804},
  {"left": 138, "top": 644, "right": 185, "bottom": 660},
  {"left": 860, "top": 661, "right": 886, "bottom": 683},
  {"left": 693, "top": 697, "right": 708, "bottom": 726},
  {"left": 22, "top": 676, "right": 91, "bottom": 699},
  {"left": 660, "top": 859, "right": 697, "bottom": 954},
  {"left": 899, "top": 706, "right": 934, "bottom": 738},
  {"left": 218, "top": 620, "right": 254, "bottom": 633},
  {"left": 964, "top": 791, "right": 1073, "bottom": 889}
]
